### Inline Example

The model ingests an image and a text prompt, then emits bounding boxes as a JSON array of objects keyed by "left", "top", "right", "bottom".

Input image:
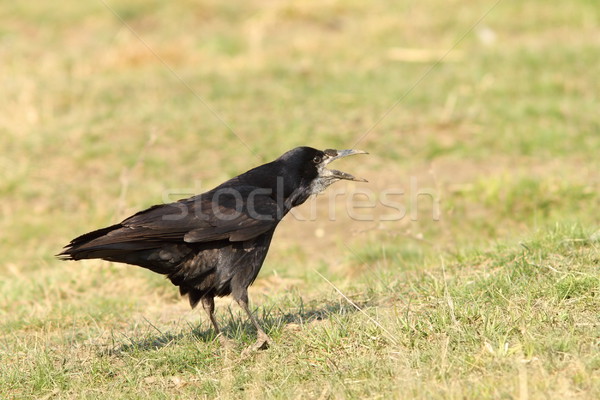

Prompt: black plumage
[{"left": 58, "top": 146, "right": 366, "bottom": 349}]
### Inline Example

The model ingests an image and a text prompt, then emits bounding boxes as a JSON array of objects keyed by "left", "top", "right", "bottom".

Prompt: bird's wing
[
  {"left": 183, "top": 192, "right": 281, "bottom": 243},
  {"left": 119, "top": 187, "right": 281, "bottom": 243}
]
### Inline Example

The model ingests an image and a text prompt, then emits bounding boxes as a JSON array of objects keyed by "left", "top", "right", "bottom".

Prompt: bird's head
[{"left": 278, "top": 146, "right": 368, "bottom": 197}]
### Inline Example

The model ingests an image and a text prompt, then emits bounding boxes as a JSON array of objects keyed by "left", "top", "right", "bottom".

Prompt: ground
[{"left": 1, "top": 0, "right": 599, "bottom": 398}]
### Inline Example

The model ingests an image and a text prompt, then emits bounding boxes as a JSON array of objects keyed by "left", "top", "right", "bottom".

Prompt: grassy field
[{"left": 1, "top": 0, "right": 599, "bottom": 398}]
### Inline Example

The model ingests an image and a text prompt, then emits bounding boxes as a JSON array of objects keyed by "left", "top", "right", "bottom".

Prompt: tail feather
[
  {"left": 57, "top": 223, "right": 126, "bottom": 260},
  {"left": 57, "top": 223, "right": 195, "bottom": 275},
  {"left": 57, "top": 223, "right": 161, "bottom": 260}
]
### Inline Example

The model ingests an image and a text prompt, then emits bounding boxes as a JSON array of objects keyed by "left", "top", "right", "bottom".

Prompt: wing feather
[{"left": 110, "top": 186, "right": 281, "bottom": 244}]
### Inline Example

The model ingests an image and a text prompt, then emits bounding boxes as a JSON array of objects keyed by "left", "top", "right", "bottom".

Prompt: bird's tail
[
  {"left": 57, "top": 224, "right": 192, "bottom": 276},
  {"left": 56, "top": 224, "right": 146, "bottom": 260}
]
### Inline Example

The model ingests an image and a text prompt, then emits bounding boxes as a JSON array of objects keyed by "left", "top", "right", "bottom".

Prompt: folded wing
[{"left": 58, "top": 186, "right": 282, "bottom": 259}]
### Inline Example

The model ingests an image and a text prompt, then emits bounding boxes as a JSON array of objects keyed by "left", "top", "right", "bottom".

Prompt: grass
[{"left": 1, "top": 0, "right": 599, "bottom": 398}]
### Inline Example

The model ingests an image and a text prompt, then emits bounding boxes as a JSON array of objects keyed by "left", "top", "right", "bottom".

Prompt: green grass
[{"left": 1, "top": 0, "right": 599, "bottom": 398}]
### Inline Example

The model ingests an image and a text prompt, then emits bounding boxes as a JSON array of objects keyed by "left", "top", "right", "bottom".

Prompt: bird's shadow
[{"left": 103, "top": 298, "right": 367, "bottom": 355}]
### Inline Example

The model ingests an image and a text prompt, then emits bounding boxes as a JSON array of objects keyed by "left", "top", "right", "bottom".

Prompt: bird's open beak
[{"left": 323, "top": 149, "right": 368, "bottom": 182}]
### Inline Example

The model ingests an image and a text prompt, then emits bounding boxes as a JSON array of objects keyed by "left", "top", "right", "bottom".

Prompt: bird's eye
[{"left": 312, "top": 156, "right": 322, "bottom": 164}]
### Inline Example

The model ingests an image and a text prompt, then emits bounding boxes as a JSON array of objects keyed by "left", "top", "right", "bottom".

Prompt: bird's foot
[
  {"left": 253, "top": 332, "right": 272, "bottom": 350},
  {"left": 241, "top": 332, "right": 272, "bottom": 356}
]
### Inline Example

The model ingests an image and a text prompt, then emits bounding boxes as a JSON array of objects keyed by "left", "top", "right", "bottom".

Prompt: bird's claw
[
  {"left": 241, "top": 332, "right": 272, "bottom": 356},
  {"left": 253, "top": 332, "right": 272, "bottom": 350}
]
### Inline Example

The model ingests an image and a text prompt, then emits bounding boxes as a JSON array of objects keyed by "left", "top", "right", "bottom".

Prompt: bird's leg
[
  {"left": 235, "top": 291, "right": 271, "bottom": 351},
  {"left": 201, "top": 297, "right": 232, "bottom": 347},
  {"left": 201, "top": 296, "right": 220, "bottom": 334}
]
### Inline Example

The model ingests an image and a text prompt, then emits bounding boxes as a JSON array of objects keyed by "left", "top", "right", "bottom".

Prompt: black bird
[{"left": 58, "top": 146, "right": 367, "bottom": 350}]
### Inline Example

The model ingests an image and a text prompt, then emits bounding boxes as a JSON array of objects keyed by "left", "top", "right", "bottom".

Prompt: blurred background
[
  {"left": 1, "top": 0, "right": 599, "bottom": 397},
  {"left": 2, "top": 0, "right": 598, "bottom": 271}
]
